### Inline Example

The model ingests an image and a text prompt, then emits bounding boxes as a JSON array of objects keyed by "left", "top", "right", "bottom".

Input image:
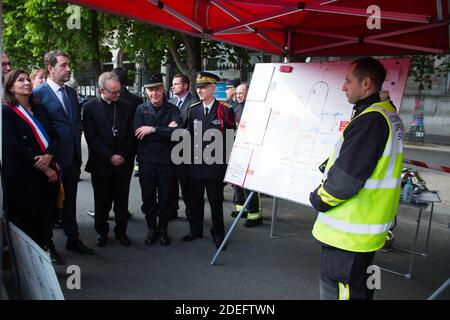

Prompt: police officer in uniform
[
  {"left": 181, "top": 72, "right": 236, "bottom": 249},
  {"left": 309, "top": 57, "right": 404, "bottom": 300},
  {"left": 134, "top": 73, "right": 181, "bottom": 246}
]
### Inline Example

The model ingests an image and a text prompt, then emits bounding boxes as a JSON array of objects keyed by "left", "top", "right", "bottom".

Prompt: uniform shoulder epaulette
[
  {"left": 189, "top": 101, "right": 202, "bottom": 108},
  {"left": 219, "top": 101, "right": 233, "bottom": 109}
]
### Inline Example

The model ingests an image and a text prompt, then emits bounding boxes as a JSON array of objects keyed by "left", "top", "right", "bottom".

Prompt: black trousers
[
  {"left": 169, "top": 164, "right": 192, "bottom": 219},
  {"left": 61, "top": 162, "right": 81, "bottom": 241},
  {"left": 91, "top": 168, "right": 130, "bottom": 236},
  {"left": 320, "top": 245, "right": 376, "bottom": 300},
  {"left": 113, "top": 157, "right": 134, "bottom": 214},
  {"left": 139, "top": 163, "right": 176, "bottom": 229},
  {"left": 189, "top": 177, "right": 225, "bottom": 239}
]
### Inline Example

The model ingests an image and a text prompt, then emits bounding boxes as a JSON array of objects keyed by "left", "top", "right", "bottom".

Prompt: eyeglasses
[
  {"left": 2, "top": 62, "right": 12, "bottom": 68},
  {"left": 103, "top": 87, "right": 120, "bottom": 95}
]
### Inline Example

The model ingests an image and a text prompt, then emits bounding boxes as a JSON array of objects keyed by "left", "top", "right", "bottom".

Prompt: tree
[
  {"left": 3, "top": 0, "right": 119, "bottom": 78},
  {"left": 408, "top": 54, "right": 450, "bottom": 143},
  {"left": 3, "top": 1, "right": 252, "bottom": 90}
]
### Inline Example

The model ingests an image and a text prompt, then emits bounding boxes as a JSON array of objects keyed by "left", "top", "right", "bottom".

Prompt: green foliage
[
  {"left": 3, "top": 0, "right": 251, "bottom": 79},
  {"left": 409, "top": 54, "right": 450, "bottom": 94}
]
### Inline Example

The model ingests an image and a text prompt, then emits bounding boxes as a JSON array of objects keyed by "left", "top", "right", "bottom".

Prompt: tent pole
[
  {"left": 0, "top": 0, "right": 4, "bottom": 301},
  {"left": 435, "top": 0, "right": 443, "bottom": 21}
]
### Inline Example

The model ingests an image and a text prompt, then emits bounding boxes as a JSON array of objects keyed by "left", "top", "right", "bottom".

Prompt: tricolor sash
[
  {"left": 8, "top": 104, "right": 65, "bottom": 207},
  {"left": 9, "top": 104, "right": 51, "bottom": 153}
]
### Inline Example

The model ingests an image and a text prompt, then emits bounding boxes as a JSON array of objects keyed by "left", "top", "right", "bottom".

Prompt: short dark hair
[
  {"left": 351, "top": 57, "right": 386, "bottom": 91},
  {"left": 111, "top": 67, "right": 128, "bottom": 86},
  {"left": 173, "top": 73, "right": 190, "bottom": 88},
  {"left": 44, "top": 50, "right": 70, "bottom": 68},
  {"left": 3, "top": 69, "right": 35, "bottom": 106}
]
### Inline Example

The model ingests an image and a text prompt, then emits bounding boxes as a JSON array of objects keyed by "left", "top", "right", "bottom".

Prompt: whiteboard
[
  {"left": 9, "top": 223, "right": 65, "bottom": 300},
  {"left": 225, "top": 58, "right": 410, "bottom": 206}
]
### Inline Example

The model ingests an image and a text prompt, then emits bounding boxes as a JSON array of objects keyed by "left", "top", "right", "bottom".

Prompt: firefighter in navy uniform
[
  {"left": 181, "top": 72, "right": 236, "bottom": 250},
  {"left": 134, "top": 73, "right": 182, "bottom": 247},
  {"left": 309, "top": 57, "right": 403, "bottom": 300}
]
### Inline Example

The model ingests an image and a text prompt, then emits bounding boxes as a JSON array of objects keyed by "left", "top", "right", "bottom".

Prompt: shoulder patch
[
  {"left": 189, "top": 101, "right": 202, "bottom": 108},
  {"left": 220, "top": 101, "right": 233, "bottom": 109}
]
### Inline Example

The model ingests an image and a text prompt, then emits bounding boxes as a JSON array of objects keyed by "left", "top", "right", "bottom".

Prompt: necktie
[
  {"left": 176, "top": 99, "right": 182, "bottom": 108},
  {"left": 60, "top": 86, "right": 72, "bottom": 120},
  {"left": 204, "top": 107, "right": 209, "bottom": 116}
]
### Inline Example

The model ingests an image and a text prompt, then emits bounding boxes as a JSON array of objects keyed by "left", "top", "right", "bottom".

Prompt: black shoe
[
  {"left": 115, "top": 233, "right": 131, "bottom": 246},
  {"left": 159, "top": 228, "right": 171, "bottom": 247},
  {"left": 180, "top": 233, "right": 202, "bottom": 242},
  {"left": 231, "top": 210, "right": 247, "bottom": 219},
  {"left": 53, "top": 219, "right": 63, "bottom": 228},
  {"left": 96, "top": 234, "right": 108, "bottom": 247},
  {"left": 144, "top": 228, "right": 158, "bottom": 246},
  {"left": 213, "top": 238, "right": 227, "bottom": 251},
  {"left": 127, "top": 211, "right": 132, "bottom": 219},
  {"left": 244, "top": 217, "right": 263, "bottom": 228},
  {"left": 66, "top": 239, "right": 94, "bottom": 254},
  {"left": 48, "top": 246, "right": 66, "bottom": 265}
]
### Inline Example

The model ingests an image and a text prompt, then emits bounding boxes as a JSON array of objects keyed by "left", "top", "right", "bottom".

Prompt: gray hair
[{"left": 98, "top": 72, "right": 119, "bottom": 88}]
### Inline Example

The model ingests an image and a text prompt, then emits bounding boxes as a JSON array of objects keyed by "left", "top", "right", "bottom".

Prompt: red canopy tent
[{"left": 65, "top": 0, "right": 449, "bottom": 57}]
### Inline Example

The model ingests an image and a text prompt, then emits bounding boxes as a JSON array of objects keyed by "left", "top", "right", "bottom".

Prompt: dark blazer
[
  {"left": 169, "top": 92, "right": 199, "bottom": 128},
  {"left": 119, "top": 87, "right": 143, "bottom": 110},
  {"left": 2, "top": 104, "right": 58, "bottom": 221},
  {"left": 187, "top": 99, "right": 236, "bottom": 180},
  {"left": 83, "top": 98, "right": 135, "bottom": 175},
  {"left": 33, "top": 82, "right": 82, "bottom": 168},
  {"left": 119, "top": 87, "right": 143, "bottom": 158},
  {"left": 134, "top": 100, "right": 182, "bottom": 165}
]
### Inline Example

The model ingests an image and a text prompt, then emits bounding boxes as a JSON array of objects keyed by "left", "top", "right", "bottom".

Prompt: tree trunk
[
  {"left": 90, "top": 10, "right": 102, "bottom": 80},
  {"left": 168, "top": 34, "right": 201, "bottom": 95}
]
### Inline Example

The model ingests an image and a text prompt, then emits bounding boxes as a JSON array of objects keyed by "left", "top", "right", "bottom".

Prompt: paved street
[{"left": 45, "top": 137, "right": 450, "bottom": 300}]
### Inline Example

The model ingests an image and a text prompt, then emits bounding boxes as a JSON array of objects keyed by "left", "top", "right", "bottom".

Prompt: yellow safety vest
[{"left": 312, "top": 100, "right": 404, "bottom": 252}]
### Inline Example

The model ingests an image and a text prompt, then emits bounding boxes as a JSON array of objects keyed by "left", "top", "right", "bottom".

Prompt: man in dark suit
[
  {"left": 86, "top": 68, "right": 142, "bottom": 219},
  {"left": 33, "top": 50, "right": 93, "bottom": 255},
  {"left": 83, "top": 72, "right": 135, "bottom": 247},
  {"left": 168, "top": 73, "right": 199, "bottom": 221},
  {"left": 181, "top": 72, "right": 236, "bottom": 250},
  {"left": 135, "top": 73, "right": 181, "bottom": 247}
]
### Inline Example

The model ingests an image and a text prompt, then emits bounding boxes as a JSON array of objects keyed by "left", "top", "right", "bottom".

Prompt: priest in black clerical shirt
[{"left": 83, "top": 71, "right": 135, "bottom": 248}]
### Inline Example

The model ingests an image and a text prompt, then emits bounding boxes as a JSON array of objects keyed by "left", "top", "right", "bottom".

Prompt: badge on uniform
[{"left": 212, "top": 119, "right": 221, "bottom": 126}]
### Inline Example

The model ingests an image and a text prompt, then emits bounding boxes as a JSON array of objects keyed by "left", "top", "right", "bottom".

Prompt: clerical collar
[{"left": 101, "top": 97, "right": 114, "bottom": 105}]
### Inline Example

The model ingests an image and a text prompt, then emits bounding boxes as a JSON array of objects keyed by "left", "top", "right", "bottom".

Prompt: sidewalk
[{"left": 404, "top": 142, "right": 450, "bottom": 154}]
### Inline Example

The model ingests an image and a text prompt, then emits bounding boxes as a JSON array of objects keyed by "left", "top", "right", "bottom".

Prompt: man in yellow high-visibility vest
[{"left": 309, "top": 57, "right": 404, "bottom": 300}]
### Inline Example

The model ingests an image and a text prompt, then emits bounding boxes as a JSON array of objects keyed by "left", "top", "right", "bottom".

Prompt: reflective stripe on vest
[{"left": 312, "top": 100, "right": 404, "bottom": 252}]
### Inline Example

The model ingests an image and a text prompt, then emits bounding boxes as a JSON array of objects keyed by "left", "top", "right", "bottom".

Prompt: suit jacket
[
  {"left": 33, "top": 82, "right": 82, "bottom": 168},
  {"left": 119, "top": 87, "right": 143, "bottom": 158},
  {"left": 2, "top": 104, "right": 58, "bottom": 216},
  {"left": 134, "top": 100, "right": 182, "bottom": 165},
  {"left": 169, "top": 92, "right": 199, "bottom": 128},
  {"left": 187, "top": 99, "right": 236, "bottom": 180},
  {"left": 83, "top": 98, "right": 135, "bottom": 175},
  {"left": 119, "top": 87, "right": 143, "bottom": 110}
]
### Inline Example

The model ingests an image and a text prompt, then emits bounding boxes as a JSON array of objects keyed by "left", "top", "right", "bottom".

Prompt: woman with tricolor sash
[{"left": 2, "top": 69, "right": 61, "bottom": 249}]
